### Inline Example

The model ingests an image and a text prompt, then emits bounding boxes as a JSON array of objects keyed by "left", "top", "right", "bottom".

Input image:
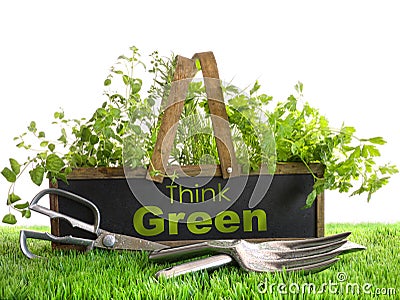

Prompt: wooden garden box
[
  {"left": 49, "top": 163, "right": 324, "bottom": 248},
  {"left": 49, "top": 52, "right": 325, "bottom": 249}
]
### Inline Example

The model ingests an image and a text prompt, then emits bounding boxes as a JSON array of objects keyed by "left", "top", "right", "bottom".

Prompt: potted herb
[{"left": 1, "top": 46, "right": 397, "bottom": 241}]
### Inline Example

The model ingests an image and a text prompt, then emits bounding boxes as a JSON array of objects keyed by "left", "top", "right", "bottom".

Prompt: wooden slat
[
  {"left": 146, "top": 55, "right": 198, "bottom": 183},
  {"left": 316, "top": 192, "right": 325, "bottom": 237},
  {"left": 65, "top": 163, "right": 325, "bottom": 180},
  {"left": 49, "top": 180, "right": 59, "bottom": 246},
  {"left": 274, "top": 162, "right": 325, "bottom": 177},
  {"left": 192, "top": 52, "right": 239, "bottom": 179}
]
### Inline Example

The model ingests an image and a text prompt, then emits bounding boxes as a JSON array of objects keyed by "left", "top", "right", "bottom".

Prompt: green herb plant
[
  {"left": 1, "top": 46, "right": 397, "bottom": 224},
  {"left": 267, "top": 82, "right": 398, "bottom": 207}
]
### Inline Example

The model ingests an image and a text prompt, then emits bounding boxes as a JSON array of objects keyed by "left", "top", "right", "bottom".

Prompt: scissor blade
[{"left": 94, "top": 232, "right": 168, "bottom": 251}]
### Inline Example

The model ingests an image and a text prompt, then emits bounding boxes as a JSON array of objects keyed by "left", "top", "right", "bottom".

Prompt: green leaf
[
  {"left": 54, "top": 110, "right": 64, "bottom": 119},
  {"left": 71, "top": 153, "right": 83, "bottom": 166},
  {"left": 90, "top": 135, "right": 99, "bottom": 145},
  {"left": 122, "top": 75, "right": 130, "bottom": 85},
  {"left": 340, "top": 126, "right": 356, "bottom": 140},
  {"left": 22, "top": 210, "right": 31, "bottom": 218},
  {"left": 250, "top": 80, "right": 261, "bottom": 95},
  {"left": 88, "top": 157, "right": 97, "bottom": 167},
  {"left": 1, "top": 167, "right": 16, "bottom": 182},
  {"left": 48, "top": 143, "right": 56, "bottom": 152},
  {"left": 104, "top": 78, "right": 112, "bottom": 86},
  {"left": 105, "top": 140, "right": 114, "bottom": 152},
  {"left": 103, "top": 127, "right": 114, "bottom": 138},
  {"left": 8, "top": 193, "right": 21, "bottom": 204},
  {"left": 81, "top": 127, "right": 91, "bottom": 142},
  {"left": 110, "top": 107, "right": 121, "bottom": 119},
  {"left": 29, "top": 166, "right": 45, "bottom": 186},
  {"left": 16, "top": 141, "right": 25, "bottom": 148},
  {"left": 40, "top": 141, "right": 49, "bottom": 147},
  {"left": 46, "top": 154, "right": 65, "bottom": 172},
  {"left": 14, "top": 202, "right": 29, "bottom": 209},
  {"left": 57, "top": 173, "right": 68, "bottom": 184},
  {"left": 28, "top": 121, "right": 37, "bottom": 133},
  {"left": 64, "top": 166, "right": 72, "bottom": 175},
  {"left": 2, "top": 214, "right": 17, "bottom": 225},
  {"left": 113, "top": 69, "right": 123, "bottom": 75},
  {"left": 38, "top": 131, "right": 46, "bottom": 138},
  {"left": 130, "top": 82, "right": 141, "bottom": 94},
  {"left": 295, "top": 81, "right": 303, "bottom": 94},
  {"left": 131, "top": 125, "right": 142, "bottom": 135},
  {"left": 362, "top": 145, "right": 381, "bottom": 158},
  {"left": 9, "top": 158, "right": 21, "bottom": 175},
  {"left": 58, "top": 133, "right": 67, "bottom": 144},
  {"left": 368, "top": 137, "right": 386, "bottom": 145},
  {"left": 304, "top": 189, "right": 317, "bottom": 208},
  {"left": 349, "top": 146, "right": 361, "bottom": 160}
]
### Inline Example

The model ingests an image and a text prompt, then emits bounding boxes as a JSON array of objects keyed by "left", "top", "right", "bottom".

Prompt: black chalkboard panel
[{"left": 55, "top": 173, "right": 319, "bottom": 243}]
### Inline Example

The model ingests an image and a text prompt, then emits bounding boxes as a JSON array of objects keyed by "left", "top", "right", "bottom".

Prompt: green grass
[{"left": 1, "top": 224, "right": 399, "bottom": 299}]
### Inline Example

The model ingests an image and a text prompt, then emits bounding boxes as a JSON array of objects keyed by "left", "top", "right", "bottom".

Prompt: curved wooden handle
[
  {"left": 193, "top": 52, "right": 239, "bottom": 178},
  {"left": 146, "top": 56, "right": 198, "bottom": 182},
  {"left": 146, "top": 52, "right": 238, "bottom": 182}
]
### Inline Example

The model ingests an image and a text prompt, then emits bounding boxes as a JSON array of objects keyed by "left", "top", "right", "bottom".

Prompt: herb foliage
[{"left": 1, "top": 47, "right": 397, "bottom": 224}]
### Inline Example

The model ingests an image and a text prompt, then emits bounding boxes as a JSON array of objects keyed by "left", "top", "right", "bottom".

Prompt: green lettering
[
  {"left": 187, "top": 212, "right": 212, "bottom": 234},
  {"left": 168, "top": 212, "right": 185, "bottom": 235},
  {"left": 215, "top": 211, "right": 240, "bottom": 233},
  {"left": 218, "top": 183, "right": 231, "bottom": 202},
  {"left": 243, "top": 209, "right": 267, "bottom": 232},
  {"left": 202, "top": 187, "right": 215, "bottom": 202},
  {"left": 179, "top": 185, "right": 193, "bottom": 203},
  {"left": 133, "top": 206, "right": 164, "bottom": 236},
  {"left": 194, "top": 183, "right": 199, "bottom": 202},
  {"left": 166, "top": 184, "right": 177, "bottom": 203}
]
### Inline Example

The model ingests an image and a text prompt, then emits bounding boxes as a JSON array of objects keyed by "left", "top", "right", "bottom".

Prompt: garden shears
[{"left": 20, "top": 188, "right": 168, "bottom": 259}]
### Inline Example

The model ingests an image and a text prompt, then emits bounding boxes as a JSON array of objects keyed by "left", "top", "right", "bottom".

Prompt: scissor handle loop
[
  {"left": 20, "top": 230, "right": 93, "bottom": 259},
  {"left": 30, "top": 188, "right": 101, "bottom": 234}
]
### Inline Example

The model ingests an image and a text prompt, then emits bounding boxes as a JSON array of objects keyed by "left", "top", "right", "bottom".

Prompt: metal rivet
[
  {"left": 102, "top": 234, "right": 116, "bottom": 248},
  {"left": 227, "top": 167, "right": 232, "bottom": 174}
]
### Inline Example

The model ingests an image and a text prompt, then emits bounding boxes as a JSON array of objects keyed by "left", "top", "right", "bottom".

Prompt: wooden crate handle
[
  {"left": 146, "top": 56, "right": 198, "bottom": 182},
  {"left": 192, "top": 52, "right": 239, "bottom": 179},
  {"left": 146, "top": 52, "right": 238, "bottom": 182}
]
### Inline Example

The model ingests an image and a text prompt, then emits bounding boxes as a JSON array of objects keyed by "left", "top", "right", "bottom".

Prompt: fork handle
[
  {"left": 149, "top": 242, "right": 216, "bottom": 262},
  {"left": 155, "top": 255, "right": 233, "bottom": 279}
]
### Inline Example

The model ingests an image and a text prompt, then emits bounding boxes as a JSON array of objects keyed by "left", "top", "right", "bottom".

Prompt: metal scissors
[{"left": 20, "top": 188, "right": 168, "bottom": 259}]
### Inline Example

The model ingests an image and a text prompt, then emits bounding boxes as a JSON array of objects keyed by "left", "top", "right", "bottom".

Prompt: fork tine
[
  {"left": 265, "top": 240, "right": 363, "bottom": 271},
  {"left": 285, "top": 258, "right": 340, "bottom": 273},
  {"left": 267, "top": 240, "right": 347, "bottom": 259},
  {"left": 336, "top": 241, "right": 366, "bottom": 254},
  {"left": 266, "top": 232, "right": 352, "bottom": 250},
  {"left": 244, "top": 240, "right": 364, "bottom": 272},
  {"left": 247, "top": 251, "right": 339, "bottom": 272}
]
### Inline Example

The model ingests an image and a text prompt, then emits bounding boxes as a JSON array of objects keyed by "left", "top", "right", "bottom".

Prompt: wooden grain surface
[
  {"left": 64, "top": 162, "right": 325, "bottom": 179},
  {"left": 146, "top": 55, "right": 198, "bottom": 183},
  {"left": 192, "top": 52, "right": 239, "bottom": 178},
  {"left": 146, "top": 51, "right": 239, "bottom": 183}
]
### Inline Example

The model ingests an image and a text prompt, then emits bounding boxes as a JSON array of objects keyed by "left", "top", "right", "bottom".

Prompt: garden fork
[{"left": 149, "top": 232, "right": 366, "bottom": 278}]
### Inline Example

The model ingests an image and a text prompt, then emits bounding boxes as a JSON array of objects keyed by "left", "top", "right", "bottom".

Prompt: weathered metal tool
[
  {"left": 150, "top": 233, "right": 366, "bottom": 278},
  {"left": 20, "top": 188, "right": 168, "bottom": 259}
]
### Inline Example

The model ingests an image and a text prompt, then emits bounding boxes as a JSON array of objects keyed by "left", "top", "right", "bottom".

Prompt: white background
[{"left": 1, "top": 0, "right": 399, "bottom": 225}]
